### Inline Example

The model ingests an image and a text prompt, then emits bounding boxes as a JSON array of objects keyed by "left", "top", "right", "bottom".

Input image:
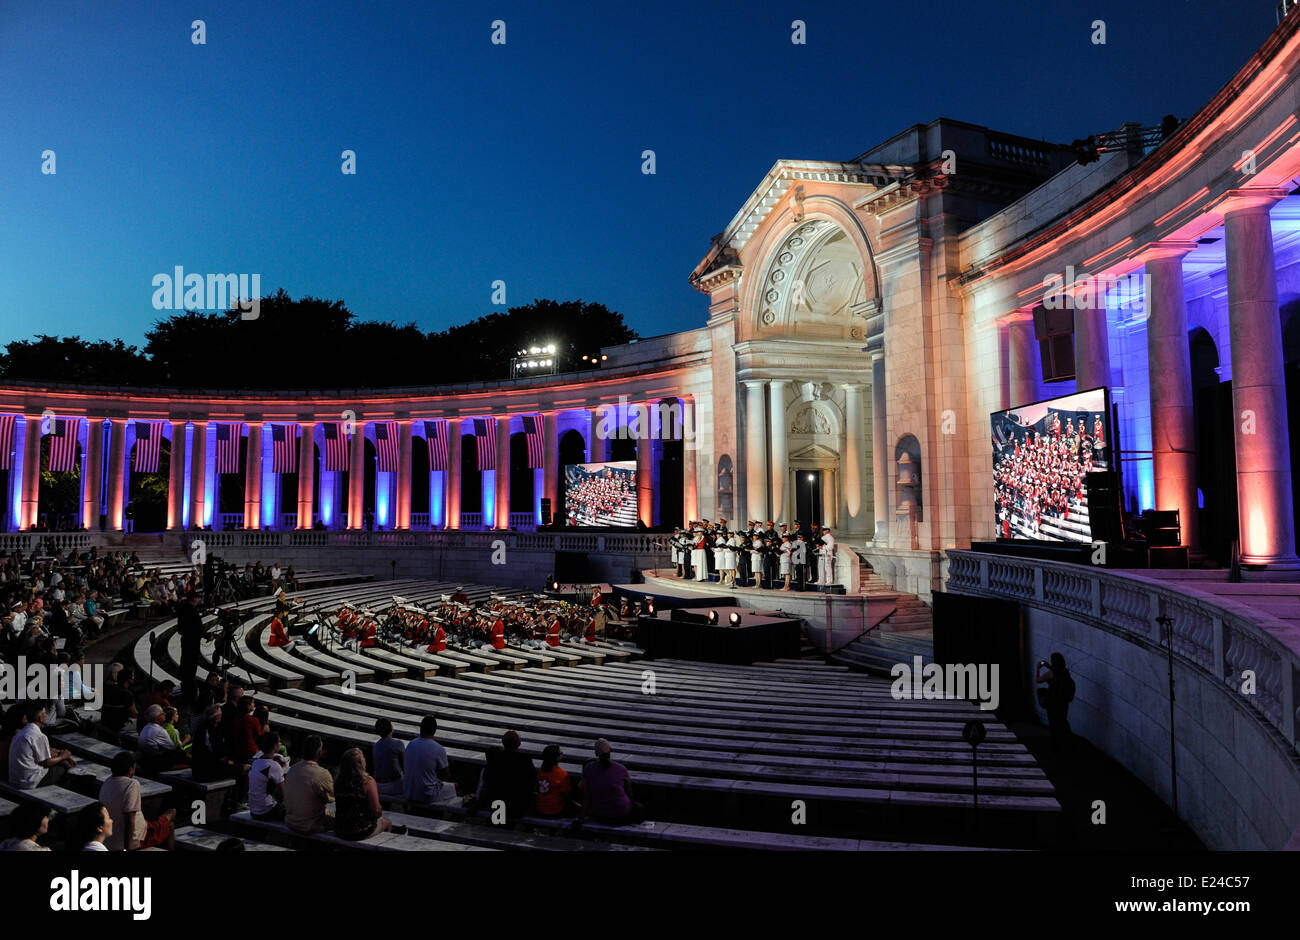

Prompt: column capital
[
  {"left": 768, "top": 378, "right": 790, "bottom": 388},
  {"left": 1135, "top": 240, "right": 1198, "bottom": 264},
  {"left": 741, "top": 379, "right": 766, "bottom": 390},
  {"left": 839, "top": 382, "right": 866, "bottom": 392},
  {"left": 1214, "top": 187, "right": 1289, "bottom": 217}
]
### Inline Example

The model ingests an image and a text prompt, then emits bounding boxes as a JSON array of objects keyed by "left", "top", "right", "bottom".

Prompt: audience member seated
[
  {"left": 576, "top": 738, "right": 644, "bottom": 828},
  {"left": 284, "top": 735, "right": 334, "bottom": 835},
  {"left": 138, "top": 704, "right": 187, "bottom": 773},
  {"left": 192, "top": 704, "right": 249, "bottom": 810},
  {"left": 402, "top": 716, "right": 457, "bottom": 807},
  {"left": 535, "top": 744, "right": 573, "bottom": 818},
  {"left": 372, "top": 718, "right": 405, "bottom": 798},
  {"left": 231, "top": 695, "right": 261, "bottom": 764},
  {"left": 333, "top": 747, "right": 394, "bottom": 840},
  {"left": 99, "top": 751, "right": 176, "bottom": 851},
  {"left": 76, "top": 802, "right": 113, "bottom": 851},
  {"left": 249, "top": 731, "right": 289, "bottom": 821},
  {"left": 470, "top": 730, "right": 535, "bottom": 821},
  {"left": 161, "top": 706, "right": 191, "bottom": 753},
  {"left": 7, "top": 701, "right": 76, "bottom": 788},
  {"left": 0, "top": 803, "right": 52, "bottom": 851}
]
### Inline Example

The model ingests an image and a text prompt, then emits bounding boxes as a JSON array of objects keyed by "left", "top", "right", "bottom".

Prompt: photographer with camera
[{"left": 1035, "top": 652, "right": 1076, "bottom": 753}]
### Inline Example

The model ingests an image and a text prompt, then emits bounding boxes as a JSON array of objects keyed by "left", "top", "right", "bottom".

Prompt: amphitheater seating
[{"left": 120, "top": 574, "right": 1060, "bottom": 850}]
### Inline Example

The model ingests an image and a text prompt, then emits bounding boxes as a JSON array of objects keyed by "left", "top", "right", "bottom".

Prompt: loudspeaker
[
  {"left": 1085, "top": 471, "right": 1123, "bottom": 543},
  {"left": 540, "top": 497, "right": 552, "bottom": 526}
]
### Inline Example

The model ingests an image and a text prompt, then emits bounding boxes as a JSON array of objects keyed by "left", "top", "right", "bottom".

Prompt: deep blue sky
[{"left": 0, "top": 0, "right": 1277, "bottom": 349}]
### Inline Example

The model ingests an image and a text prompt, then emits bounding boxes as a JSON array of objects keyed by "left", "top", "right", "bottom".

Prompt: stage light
[
  {"left": 601, "top": 355, "right": 607, "bottom": 361},
  {"left": 806, "top": 474, "right": 815, "bottom": 482},
  {"left": 546, "top": 344, "right": 555, "bottom": 353},
  {"left": 707, "top": 610, "right": 718, "bottom": 624},
  {"left": 551, "top": 579, "right": 559, "bottom": 590},
  {"left": 530, "top": 346, "right": 540, "bottom": 354},
  {"left": 729, "top": 612, "right": 741, "bottom": 625}
]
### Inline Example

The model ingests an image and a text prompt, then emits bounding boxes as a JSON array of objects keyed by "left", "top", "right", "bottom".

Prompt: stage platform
[
  {"left": 628, "top": 569, "right": 901, "bottom": 655},
  {"left": 635, "top": 607, "right": 803, "bottom": 664}
]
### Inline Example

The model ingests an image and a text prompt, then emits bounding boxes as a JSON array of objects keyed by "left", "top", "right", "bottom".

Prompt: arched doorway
[
  {"left": 509, "top": 432, "right": 534, "bottom": 520},
  {"left": 460, "top": 433, "right": 481, "bottom": 520},
  {"left": 412, "top": 435, "right": 430, "bottom": 520},
  {"left": 38, "top": 431, "right": 81, "bottom": 531},
  {"left": 127, "top": 438, "right": 171, "bottom": 533}
]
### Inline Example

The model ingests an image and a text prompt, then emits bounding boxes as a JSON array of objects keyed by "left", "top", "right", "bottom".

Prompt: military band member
[
  {"left": 749, "top": 538, "right": 765, "bottom": 589},
  {"left": 791, "top": 533, "right": 808, "bottom": 591},
  {"left": 692, "top": 528, "right": 709, "bottom": 582},
  {"left": 819, "top": 526, "right": 837, "bottom": 587},
  {"left": 671, "top": 528, "right": 684, "bottom": 577},
  {"left": 808, "top": 523, "right": 822, "bottom": 584}
]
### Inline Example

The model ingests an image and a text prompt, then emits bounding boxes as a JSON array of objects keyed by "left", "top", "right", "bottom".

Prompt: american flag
[
  {"left": 272, "top": 424, "right": 298, "bottom": 473},
  {"left": 214, "top": 423, "right": 241, "bottom": 474},
  {"left": 473, "top": 418, "right": 496, "bottom": 471},
  {"left": 322, "top": 422, "right": 349, "bottom": 472},
  {"left": 523, "top": 414, "right": 545, "bottom": 468},
  {"left": 0, "top": 414, "right": 15, "bottom": 471},
  {"left": 426, "top": 420, "right": 448, "bottom": 471},
  {"left": 133, "top": 421, "right": 164, "bottom": 473},
  {"left": 48, "top": 417, "right": 78, "bottom": 473},
  {"left": 375, "top": 421, "right": 399, "bottom": 473}
]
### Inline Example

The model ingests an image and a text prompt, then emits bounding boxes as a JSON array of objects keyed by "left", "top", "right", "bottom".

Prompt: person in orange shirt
[
  {"left": 534, "top": 744, "right": 572, "bottom": 817},
  {"left": 267, "top": 614, "right": 294, "bottom": 651}
]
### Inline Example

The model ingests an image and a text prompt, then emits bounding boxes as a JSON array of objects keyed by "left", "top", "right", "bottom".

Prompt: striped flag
[
  {"left": 0, "top": 414, "right": 15, "bottom": 471},
  {"left": 133, "top": 421, "right": 164, "bottom": 473},
  {"left": 214, "top": 423, "right": 241, "bottom": 474},
  {"left": 426, "top": 420, "right": 449, "bottom": 471},
  {"left": 473, "top": 418, "right": 496, "bottom": 471},
  {"left": 322, "top": 422, "right": 349, "bottom": 472},
  {"left": 48, "top": 418, "right": 78, "bottom": 473},
  {"left": 375, "top": 421, "right": 399, "bottom": 473},
  {"left": 522, "top": 414, "right": 545, "bottom": 468},
  {"left": 272, "top": 424, "right": 297, "bottom": 473}
]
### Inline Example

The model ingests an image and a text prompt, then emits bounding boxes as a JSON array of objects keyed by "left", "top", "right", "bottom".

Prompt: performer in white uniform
[
  {"left": 749, "top": 538, "right": 765, "bottom": 590},
  {"left": 819, "top": 527, "right": 836, "bottom": 587},
  {"left": 724, "top": 533, "right": 740, "bottom": 588},
  {"left": 790, "top": 534, "right": 807, "bottom": 591},
  {"left": 692, "top": 529, "right": 709, "bottom": 582},
  {"left": 670, "top": 527, "right": 683, "bottom": 577},
  {"left": 712, "top": 536, "right": 727, "bottom": 585},
  {"left": 778, "top": 535, "right": 792, "bottom": 590}
]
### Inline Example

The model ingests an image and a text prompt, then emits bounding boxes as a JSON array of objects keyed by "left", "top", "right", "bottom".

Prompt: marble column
[
  {"left": 1007, "top": 314, "right": 1038, "bottom": 408},
  {"left": 636, "top": 403, "right": 654, "bottom": 526},
  {"left": 21, "top": 414, "right": 42, "bottom": 530},
  {"left": 543, "top": 412, "right": 559, "bottom": 524},
  {"left": 743, "top": 380, "right": 768, "bottom": 523},
  {"left": 82, "top": 418, "right": 104, "bottom": 530},
  {"left": 871, "top": 353, "right": 889, "bottom": 544},
  {"left": 446, "top": 420, "right": 462, "bottom": 529},
  {"left": 243, "top": 422, "right": 263, "bottom": 530},
  {"left": 108, "top": 418, "right": 128, "bottom": 531},
  {"left": 495, "top": 415, "right": 511, "bottom": 529},
  {"left": 1145, "top": 247, "right": 1200, "bottom": 551},
  {"left": 588, "top": 406, "right": 610, "bottom": 462},
  {"left": 168, "top": 421, "right": 187, "bottom": 529},
  {"left": 347, "top": 421, "right": 366, "bottom": 529},
  {"left": 682, "top": 396, "right": 698, "bottom": 523},
  {"left": 1224, "top": 196, "right": 1300, "bottom": 568},
  {"left": 397, "top": 419, "right": 414, "bottom": 529},
  {"left": 769, "top": 380, "right": 789, "bottom": 525},
  {"left": 842, "top": 382, "right": 867, "bottom": 536},
  {"left": 1073, "top": 287, "right": 1111, "bottom": 391},
  {"left": 188, "top": 421, "right": 207, "bottom": 530},
  {"left": 296, "top": 423, "right": 315, "bottom": 528}
]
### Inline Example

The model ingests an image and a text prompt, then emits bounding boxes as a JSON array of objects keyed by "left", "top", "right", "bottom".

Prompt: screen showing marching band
[
  {"left": 563, "top": 461, "right": 638, "bottom": 527},
  {"left": 991, "top": 387, "right": 1112, "bottom": 544}
]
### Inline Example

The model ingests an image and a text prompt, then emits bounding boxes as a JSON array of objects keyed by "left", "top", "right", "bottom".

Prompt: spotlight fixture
[
  {"left": 707, "top": 610, "right": 718, "bottom": 624},
  {"left": 729, "top": 612, "right": 741, "bottom": 625}
]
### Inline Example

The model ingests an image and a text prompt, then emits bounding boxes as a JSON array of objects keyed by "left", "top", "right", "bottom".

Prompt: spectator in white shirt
[
  {"left": 138, "top": 704, "right": 184, "bottom": 772},
  {"left": 249, "top": 731, "right": 289, "bottom": 820},
  {"left": 7, "top": 702, "right": 75, "bottom": 789},
  {"left": 77, "top": 802, "right": 113, "bottom": 851}
]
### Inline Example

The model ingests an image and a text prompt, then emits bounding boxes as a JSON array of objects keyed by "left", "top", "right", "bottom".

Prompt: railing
[
  {"left": 1280, "top": 0, "right": 1297, "bottom": 25},
  {"left": 460, "top": 513, "right": 484, "bottom": 529},
  {"left": 217, "top": 513, "right": 244, "bottom": 531},
  {"left": 508, "top": 512, "right": 536, "bottom": 530},
  {"left": 280, "top": 513, "right": 297, "bottom": 529},
  {"left": 0, "top": 532, "right": 94, "bottom": 552},
  {"left": 166, "top": 528, "right": 672, "bottom": 557},
  {"left": 946, "top": 549, "right": 1300, "bottom": 752},
  {"left": 411, "top": 512, "right": 430, "bottom": 528}
]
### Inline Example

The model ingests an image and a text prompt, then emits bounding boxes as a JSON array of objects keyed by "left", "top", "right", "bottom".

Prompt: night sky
[{"left": 0, "top": 0, "right": 1276, "bottom": 348}]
